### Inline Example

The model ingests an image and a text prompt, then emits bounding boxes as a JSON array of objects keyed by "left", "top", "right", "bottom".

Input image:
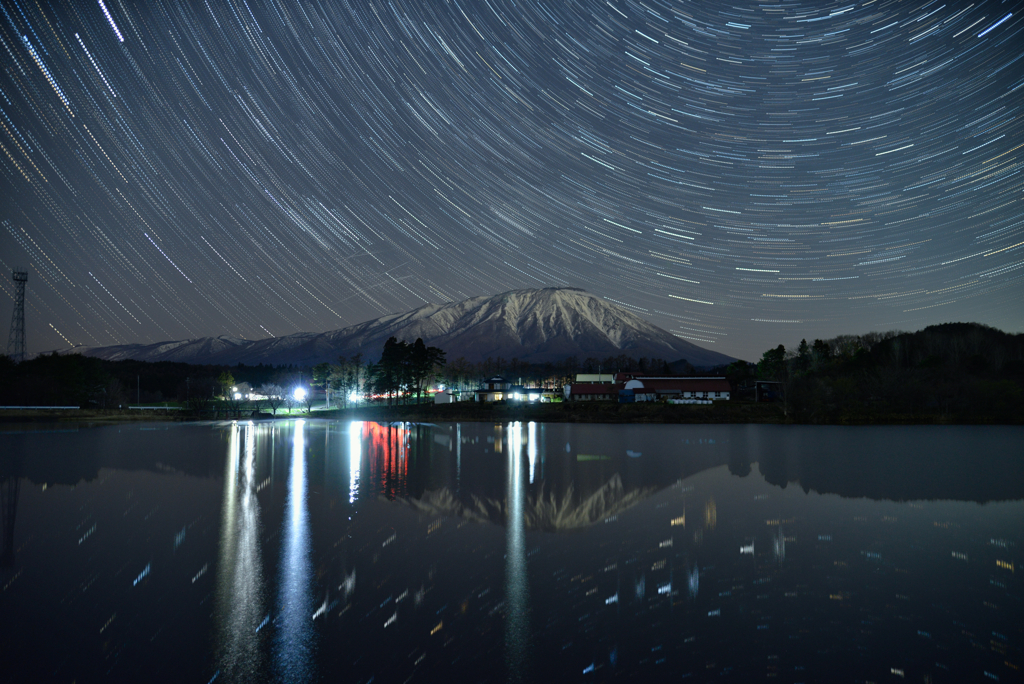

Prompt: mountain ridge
[{"left": 67, "top": 288, "right": 734, "bottom": 368}]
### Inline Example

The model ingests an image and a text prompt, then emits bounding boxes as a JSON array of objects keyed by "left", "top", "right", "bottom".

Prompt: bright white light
[
  {"left": 293, "top": 387, "right": 307, "bottom": 402},
  {"left": 234, "top": 392, "right": 242, "bottom": 400},
  {"left": 348, "top": 392, "right": 361, "bottom": 403}
]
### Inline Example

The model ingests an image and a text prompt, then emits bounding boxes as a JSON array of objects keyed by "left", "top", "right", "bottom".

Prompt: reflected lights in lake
[
  {"left": 214, "top": 421, "right": 265, "bottom": 681},
  {"left": 0, "top": 421, "right": 1021, "bottom": 683},
  {"left": 505, "top": 422, "right": 530, "bottom": 682},
  {"left": 275, "top": 420, "right": 313, "bottom": 683}
]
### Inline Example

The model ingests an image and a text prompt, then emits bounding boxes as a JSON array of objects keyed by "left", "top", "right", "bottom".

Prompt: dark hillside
[{"left": 758, "top": 323, "right": 1024, "bottom": 423}]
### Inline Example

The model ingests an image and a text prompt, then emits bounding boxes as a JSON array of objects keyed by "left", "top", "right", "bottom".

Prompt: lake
[{"left": 1, "top": 421, "right": 1021, "bottom": 683}]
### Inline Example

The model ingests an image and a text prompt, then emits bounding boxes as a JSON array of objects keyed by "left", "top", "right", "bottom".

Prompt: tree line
[
  {"left": 310, "top": 343, "right": 692, "bottom": 407},
  {"left": 0, "top": 340, "right": 685, "bottom": 411},
  {"left": 14, "top": 323, "right": 1017, "bottom": 422},
  {"left": 312, "top": 337, "right": 447, "bottom": 407},
  {"left": 0, "top": 352, "right": 310, "bottom": 411},
  {"left": 750, "top": 323, "right": 1024, "bottom": 422}
]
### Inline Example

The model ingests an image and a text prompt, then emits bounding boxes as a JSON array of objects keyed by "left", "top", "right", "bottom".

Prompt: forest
[
  {"left": 0, "top": 353, "right": 287, "bottom": 409},
  {"left": 2, "top": 322, "right": 1021, "bottom": 424},
  {"left": 0, "top": 336, "right": 670, "bottom": 410},
  {"left": 748, "top": 322, "right": 1024, "bottom": 423}
]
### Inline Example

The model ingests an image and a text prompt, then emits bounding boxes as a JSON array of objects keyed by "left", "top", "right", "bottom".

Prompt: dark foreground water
[{"left": 1, "top": 421, "right": 1021, "bottom": 683}]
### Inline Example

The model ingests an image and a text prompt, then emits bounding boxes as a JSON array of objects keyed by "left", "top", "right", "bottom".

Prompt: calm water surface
[{"left": 1, "top": 421, "right": 1021, "bottom": 683}]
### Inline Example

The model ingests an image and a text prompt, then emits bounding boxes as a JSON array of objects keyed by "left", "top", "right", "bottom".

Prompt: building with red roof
[
  {"left": 565, "top": 375, "right": 731, "bottom": 402},
  {"left": 562, "top": 382, "right": 624, "bottom": 401}
]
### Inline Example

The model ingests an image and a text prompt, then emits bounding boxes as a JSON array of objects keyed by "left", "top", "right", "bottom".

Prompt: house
[
  {"left": 507, "top": 386, "right": 560, "bottom": 402},
  {"left": 755, "top": 380, "right": 784, "bottom": 402},
  {"left": 474, "top": 377, "right": 512, "bottom": 402},
  {"left": 474, "top": 380, "right": 560, "bottom": 403},
  {"left": 433, "top": 389, "right": 466, "bottom": 404},
  {"left": 231, "top": 382, "right": 254, "bottom": 400}
]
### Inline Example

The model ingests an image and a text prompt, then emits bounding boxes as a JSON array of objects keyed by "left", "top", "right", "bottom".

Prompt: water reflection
[
  {"left": 527, "top": 421, "right": 537, "bottom": 485},
  {"left": 214, "top": 422, "right": 266, "bottom": 681},
  {"left": 275, "top": 420, "right": 314, "bottom": 683},
  {"left": 3, "top": 421, "right": 1022, "bottom": 683},
  {"left": 363, "top": 421, "right": 408, "bottom": 500},
  {"left": 1, "top": 473, "right": 19, "bottom": 567},
  {"left": 505, "top": 422, "right": 531, "bottom": 682},
  {"left": 348, "top": 420, "right": 360, "bottom": 504}
]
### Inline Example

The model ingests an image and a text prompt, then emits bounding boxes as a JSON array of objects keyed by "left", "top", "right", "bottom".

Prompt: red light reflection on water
[{"left": 362, "top": 422, "right": 409, "bottom": 500}]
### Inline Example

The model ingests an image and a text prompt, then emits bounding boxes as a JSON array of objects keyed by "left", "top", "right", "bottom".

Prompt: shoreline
[{"left": 2, "top": 402, "right": 1020, "bottom": 426}]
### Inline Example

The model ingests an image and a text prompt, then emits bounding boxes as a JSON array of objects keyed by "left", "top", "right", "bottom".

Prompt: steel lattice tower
[{"left": 6, "top": 269, "right": 27, "bottom": 363}]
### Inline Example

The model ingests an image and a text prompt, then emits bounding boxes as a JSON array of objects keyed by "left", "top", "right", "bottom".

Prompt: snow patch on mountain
[{"left": 69, "top": 288, "right": 734, "bottom": 367}]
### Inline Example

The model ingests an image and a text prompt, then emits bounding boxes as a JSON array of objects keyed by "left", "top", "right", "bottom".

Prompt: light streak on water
[
  {"left": 505, "top": 421, "right": 530, "bottom": 682},
  {"left": 349, "top": 421, "right": 361, "bottom": 504},
  {"left": 275, "top": 420, "right": 314, "bottom": 683},
  {"left": 527, "top": 422, "right": 537, "bottom": 485},
  {"left": 214, "top": 422, "right": 265, "bottom": 680}
]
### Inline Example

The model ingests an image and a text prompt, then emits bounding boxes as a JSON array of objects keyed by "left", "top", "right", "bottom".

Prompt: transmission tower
[{"left": 6, "top": 269, "right": 27, "bottom": 363}]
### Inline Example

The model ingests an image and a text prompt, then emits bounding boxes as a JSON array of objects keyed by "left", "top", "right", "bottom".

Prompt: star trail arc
[{"left": 0, "top": 0, "right": 1022, "bottom": 361}]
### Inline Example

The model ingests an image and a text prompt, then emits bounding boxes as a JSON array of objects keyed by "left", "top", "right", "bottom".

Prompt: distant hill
[
  {"left": 767, "top": 322, "right": 1024, "bottom": 424},
  {"left": 69, "top": 287, "right": 734, "bottom": 368}
]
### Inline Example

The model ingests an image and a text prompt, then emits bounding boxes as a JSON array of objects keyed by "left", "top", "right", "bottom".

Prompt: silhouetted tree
[
  {"left": 312, "top": 362, "right": 331, "bottom": 405},
  {"left": 258, "top": 383, "right": 285, "bottom": 416},
  {"left": 796, "top": 339, "right": 810, "bottom": 373},
  {"left": 217, "top": 370, "right": 235, "bottom": 399},
  {"left": 724, "top": 360, "right": 754, "bottom": 391},
  {"left": 328, "top": 353, "right": 364, "bottom": 408},
  {"left": 409, "top": 338, "right": 446, "bottom": 402},
  {"left": 757, "top": 345, "right": 787, "bottom": 381}
]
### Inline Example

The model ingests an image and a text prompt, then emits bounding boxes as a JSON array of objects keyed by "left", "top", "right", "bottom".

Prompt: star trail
[{"left": 1, "top": 0, "right": 1022, "bottom": 361}]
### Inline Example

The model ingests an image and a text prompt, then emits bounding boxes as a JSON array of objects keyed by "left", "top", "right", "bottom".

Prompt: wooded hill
[{"left": 751, "top": 322, "right": 1024, "bottom": 423}]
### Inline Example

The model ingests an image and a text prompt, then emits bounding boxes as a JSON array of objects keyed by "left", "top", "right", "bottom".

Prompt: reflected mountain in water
[
  {"left": 401, "top": 424, "right": 1024, "bottom": 531},
  {"left": 2, "top": 420, "right": 1022, "bottom": 683},
  {"left": 407, "top": 474, "right": 656, "bottom": 531},
  {"left": 0, "top": 423, "right": 1020, "bottom": 558}
]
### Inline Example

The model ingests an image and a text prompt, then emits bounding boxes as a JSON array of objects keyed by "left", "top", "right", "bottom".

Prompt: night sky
[{"left": 1, "top": 0, "right": 1022, "bottom": 362}]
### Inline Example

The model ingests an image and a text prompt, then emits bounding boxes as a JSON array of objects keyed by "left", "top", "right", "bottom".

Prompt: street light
[{"left": 293, "top": 387, "right": 307, "bottom": 402}]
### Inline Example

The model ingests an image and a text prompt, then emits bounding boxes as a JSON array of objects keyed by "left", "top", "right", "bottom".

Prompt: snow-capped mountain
[{"left": 70, "top": 287, "right": 734, "bottom": 367}]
